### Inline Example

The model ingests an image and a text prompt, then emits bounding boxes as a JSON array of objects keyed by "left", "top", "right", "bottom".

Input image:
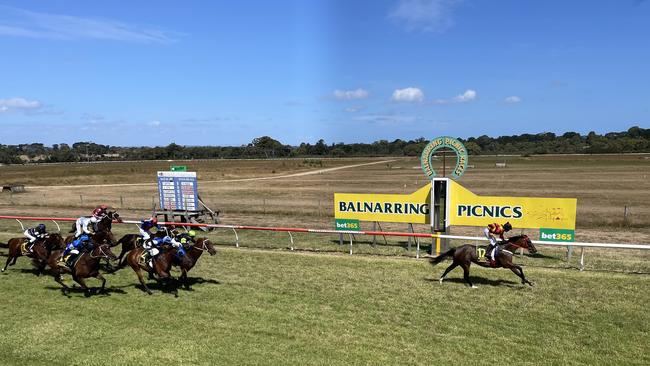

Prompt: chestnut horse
[
  {"left": 175, "top": 238, "right": 217, "bottom": 289},
  {"left": 114, "top": 230, "right": 167, "bottom": 268},
  {"left": 2, "top": 233, "right": 65, "bottom": 275},
  {"left": 47, "top": 243, "right": 118, "bottom": 297},
  {"left": 126, "top": 244, "right": 192, "bottom": 297},
  {"left": 430, "top": 235, "right": 537, "bottom": 288}
]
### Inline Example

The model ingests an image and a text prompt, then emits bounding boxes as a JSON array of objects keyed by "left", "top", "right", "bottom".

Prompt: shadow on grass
[
  {"left": 43, "top": 285, "right": 128, "bottom": 297},
  {"left": 425, "top": 276, "right": 520, "bottom": 287}
]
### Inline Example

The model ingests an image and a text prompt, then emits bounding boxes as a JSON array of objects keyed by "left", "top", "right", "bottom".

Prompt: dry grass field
[{"left": 0, "top": 155, "right": 649, "bottom": 365}]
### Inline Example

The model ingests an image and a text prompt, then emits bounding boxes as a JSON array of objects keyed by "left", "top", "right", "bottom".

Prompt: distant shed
[{"left": 2, "top": 184, "right": 25, "bottom": 193}]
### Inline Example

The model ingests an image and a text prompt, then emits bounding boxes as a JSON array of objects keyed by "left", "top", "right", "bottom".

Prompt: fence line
[{"left": 1, "top": 215, "right": 648, "bottom": 268}]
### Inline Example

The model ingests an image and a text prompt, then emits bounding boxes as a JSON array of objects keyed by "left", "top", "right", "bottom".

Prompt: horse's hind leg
[
  {"left": 135, "top": 268, "right": 153, "bottom": 295},
  {"left": 439, "top": 262, "right": 459, "bottom": 284},
  {"left": 461, "top": 263, "right": 476, "bottom": 288},
  {"left": 2, "top": 254, "right": 14, "bottom": 272}
]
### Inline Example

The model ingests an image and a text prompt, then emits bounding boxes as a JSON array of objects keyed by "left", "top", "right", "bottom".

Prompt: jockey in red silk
[
  {"left": 92, "top": 205, "right": 109, "bottom": 220},
  {"left": 483, "top": 222, "right": 512, "bottom": 264}
]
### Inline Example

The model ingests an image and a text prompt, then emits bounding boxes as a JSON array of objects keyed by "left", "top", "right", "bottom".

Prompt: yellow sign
[
  {"left": 334, "top": 185, "right": 431, "bottom": 224},
  {"left": 448, "top": 180, "right": 577, "bottom": 230}
]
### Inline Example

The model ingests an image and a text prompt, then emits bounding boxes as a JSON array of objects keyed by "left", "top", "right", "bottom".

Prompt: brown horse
[
  {"left": 126, "top": 244, "right": 192, "bottom": 297},
  {"left": 430, "top": 235, "right": 537, "bottom": 288},
  {"left": 2, "top": 233, "right": 65, "bottom": 275},
  {"left": 114, "top": 230, "right": 167, "bottom": 268},
  {"left": 176, "top": 238, "right": 217, "bottom": 289},
  {"left": 47, "top": 243, "right": 118, "bottom": 297}
]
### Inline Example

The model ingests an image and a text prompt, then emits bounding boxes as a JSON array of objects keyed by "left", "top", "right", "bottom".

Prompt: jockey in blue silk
[
  {"left": 62, "top": 234, "right": 92, "bottom": 262},
  {"left": 139, "top": 217, "right": 159, "bottom": 243},
  {"left": 24, "top": 223, "right": 47, "bottom": 252},
  {"left": 143, "top": 235, "right": 183, "bottom": 267}
]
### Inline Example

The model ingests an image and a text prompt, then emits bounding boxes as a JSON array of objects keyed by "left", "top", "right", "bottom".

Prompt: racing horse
[
  {"left": 113, "top": 230, "right": 168, "bottom": 269},
  {"left": 126, "top": 244, "right": 192, "bottom": 297},
  {"left": 47, "top": 241, "right": 118, "bottom": 297},
  {"left": 429, "top": 235, "right": 537, "bottom": 288},
  {"left": 175, "top": 238, "right": 217, "bottom": 290},
  {"left": 68, "top": 211, "right": 120, "bottom": 243},
  {"left": 2, "top": 233, "right": 65, "bottom": 275}
]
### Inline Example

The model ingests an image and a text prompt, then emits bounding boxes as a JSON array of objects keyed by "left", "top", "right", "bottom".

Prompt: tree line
[{"left": 1, "top": 126, "right": 648, "bottom": 164}]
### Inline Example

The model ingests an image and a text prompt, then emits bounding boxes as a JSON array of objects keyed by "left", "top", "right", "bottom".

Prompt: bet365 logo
[{"left": 539, "top": 228, "right": 575, "bottom": 242}]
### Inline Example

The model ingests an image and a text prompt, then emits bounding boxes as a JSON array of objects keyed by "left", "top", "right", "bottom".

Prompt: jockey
[
  {"left": 176, "top": 230, "right": 197, "bottom": 247},
  {"left": 62, "top": 234, "right": 92, "bottom": 263},
  {"left": 92, "top": 204, "right": 109, "bottom": 221},
  {"left": 143, "top": 235, "right": 182, "bottom": 267},
  {"left": 484, "top": 222, "right": 512, "bottom": 264},
  {"left": 139, "top": 217, "right": 159, "bottom": 243},
  {"left": 75, "top": 216, "right": 98, "bottom": 238},
  {"left": 24, "top": 224, "right": 47, "bottom": 251}
]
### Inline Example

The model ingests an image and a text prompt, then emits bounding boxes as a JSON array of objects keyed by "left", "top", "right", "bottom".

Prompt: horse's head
[
  {"left": 509, "top": 235, "right": 537, "bottom": 254},
  {"left": 44, "top": 233, "right": 65, "bottom": 250},
  {"left": 108, "top": 211, "right": 122, "bottom": 223},
  {"left": 92, "top": 244, "right": 118, "bottom": 261},
  {"left": 93, "top": 230, "right": 116, "bottom": 247},
  {"left": 196, "top": 238, "right": 217, "bottom": 256}
]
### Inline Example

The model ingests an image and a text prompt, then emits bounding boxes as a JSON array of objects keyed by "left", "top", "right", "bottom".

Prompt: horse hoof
[
  {"left": 439, "top": 278, "right": 444, "bottom": 284},
  {"left": 471, "top": 285, "right": 478, "bottom": 289}
]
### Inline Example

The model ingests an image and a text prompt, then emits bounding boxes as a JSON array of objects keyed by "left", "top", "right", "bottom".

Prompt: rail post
[
  {"left": 288, "top": 231, "right": 294, "bottom": 250},
  {"left": 580, "top": 247, "right": 585, "bottom": 271},
  {"left": 348, "top": 234, "right": 353, "bottom": 255},
  {"left": 232, "top": 228, "right": 239, "bottom": 248}
]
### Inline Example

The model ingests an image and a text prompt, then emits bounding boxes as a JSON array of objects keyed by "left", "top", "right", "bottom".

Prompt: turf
[{"left": 0, "top": 246, "right": 648, "bottom": 366}]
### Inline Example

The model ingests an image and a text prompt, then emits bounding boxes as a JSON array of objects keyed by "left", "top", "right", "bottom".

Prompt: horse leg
[
  {"left": 54, "top": 273, "right": 70, "bottom": 296},
  {"left": 439, "top": 261, "right": 459, "bottom": 284},
  {"left": 509, "top": 264, "right": 534, "bottom": 286},
  {"left": 136, "top": 269, "right": 153, "bottom": 295},
  {"left": 96, "top": 273, "right": 107, "bottom": 294},
  {"left": 181, "top": 268, "right": 191, "bottom": 290},
  {"left": 73, "top": 275, "right": 92, "bottom": 297},
  {"left": 2, "top": 253, "right": 14, "bottom": 272},
  {"left": 461, "top": 263, "right": 476, "bottom": 288}
]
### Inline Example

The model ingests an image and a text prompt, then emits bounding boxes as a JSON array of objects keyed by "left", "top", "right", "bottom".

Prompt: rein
[{"left": 191, "top": 239, "right": 211, "bottom": 252}]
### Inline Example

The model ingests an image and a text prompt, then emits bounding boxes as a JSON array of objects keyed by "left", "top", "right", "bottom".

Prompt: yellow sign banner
[
  {"left": 334, "top": 185, "right": 431, "bottom": 224},
  {"left": 448, "top": 180, "right": 577, "bottom": 230}
]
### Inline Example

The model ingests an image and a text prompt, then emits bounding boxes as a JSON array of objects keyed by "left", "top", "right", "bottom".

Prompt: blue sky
[{"left": 0, "top": 0, "right": 648, "bottom": 146}]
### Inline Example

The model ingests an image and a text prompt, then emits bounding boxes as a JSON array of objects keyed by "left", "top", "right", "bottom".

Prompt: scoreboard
[{"left": 157, "top": 171, "right": 199, "bottom": 211}]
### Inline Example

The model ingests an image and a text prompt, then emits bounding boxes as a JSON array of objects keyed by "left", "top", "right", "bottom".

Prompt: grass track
[{"left": 0, "top": 247, "right": 648, "bottom": 365}]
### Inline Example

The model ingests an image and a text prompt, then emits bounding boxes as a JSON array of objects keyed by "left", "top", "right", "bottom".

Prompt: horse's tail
[
  {"left": 0, "top": 241, "right": 7, "bottom": 248},
  {"left": 429, "top": 248, "right": 456, "bottom": 267}
]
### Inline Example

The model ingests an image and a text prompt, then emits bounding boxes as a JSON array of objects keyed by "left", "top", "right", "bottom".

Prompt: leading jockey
[
  {"left": 143, "top": 235, "right": 183, "bottom": 268},
  {"left": 24, "top": 223, "right": 47, "bottom": 252},
  {"left": 484, "top": 221, "right": 512, "bottom": 265}
]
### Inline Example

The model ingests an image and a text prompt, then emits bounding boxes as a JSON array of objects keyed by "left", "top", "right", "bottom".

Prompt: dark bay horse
[
  {"left": 68, "top": 211, "right": 120, "bottom": 243},
  {"left": 47, "top": 243, "right": 118, "bottom": 297},
  {"left": 2, "top": 233, "right": 65, "bottom": 275},
  {"left": 175, "top": 238, "right": 217, "bottom": 289},
  {"left": 430, "top": 235, "right": 537, "bottom": 288},
  {"left": 126, "top": 244, "right": 192, "bottom": 297}
]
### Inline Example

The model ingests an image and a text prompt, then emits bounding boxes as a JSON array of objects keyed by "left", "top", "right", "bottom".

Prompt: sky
[{"left": 0, "top": 0, "right": 649, "bottom": 146}]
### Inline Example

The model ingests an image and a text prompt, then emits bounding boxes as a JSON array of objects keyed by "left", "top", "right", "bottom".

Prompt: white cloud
[
  {"left": 433, "top": 89, "right": 477, "bottom": 104},
  {"left": 148, "top": 120, "right": 161, "bottom": 127},
  {"left": 504, "top": 96, "right": 522, "bottom": 104},
  {"left": 354, "top": 114, "right": 419, "bottom": 124},
  {"left": 0, "top": 6, "right": 179, "bottom": 43},
  {"left": 452, "top": 89, "right": 476, "bottom": 102},
  {"left": 333, "top": 88, "right": 369, "bottom": 100},
  {"left": 389, "top": 0, "right": 461, "bottom": 33},
  {"left": 392, "top": 87, "right": 424, "bottom": 102},
  {"left": 344, "top": 106, "right": 364, "bottom": 113},
  {"left": 0, "top": 97, "right": 42, "bottom": 112}
]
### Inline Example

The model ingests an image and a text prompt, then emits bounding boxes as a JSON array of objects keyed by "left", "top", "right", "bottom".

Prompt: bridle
[
  {"left": 191, "top": 239, "right": 211, "bottom": 252},
  {"left": 90, "top": 245, "right": 113, "bottom": 260}
]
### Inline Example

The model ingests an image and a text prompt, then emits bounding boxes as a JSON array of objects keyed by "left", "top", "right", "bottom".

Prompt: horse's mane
[{"left": 507, "top": 235, "right": 527, "bottom": 242}]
